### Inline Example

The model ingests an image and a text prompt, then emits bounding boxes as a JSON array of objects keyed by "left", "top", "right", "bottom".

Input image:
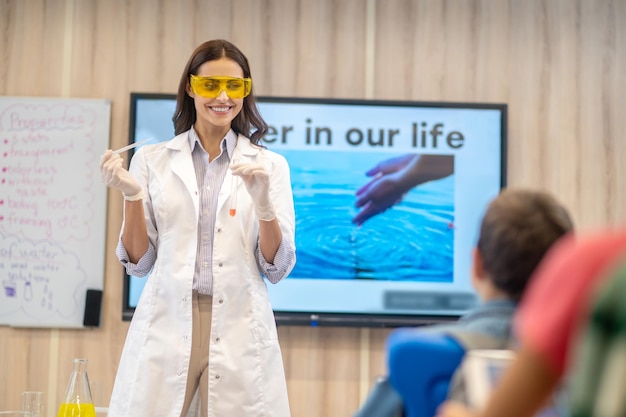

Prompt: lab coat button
[
  {"left": 215, "top": 374, "right": 220, "bottom": 379},
  {"left": 217, "top": 228, "right": 222, "bottom": 233},
  {"left": 215, "top": 337, "right": 220, "bottom": 343},
  {"left": 218, "top": 299, "right": 224, "bottom": 304},
  {"left": 218, "top": 262, "right": 223, "bottom": 267}
]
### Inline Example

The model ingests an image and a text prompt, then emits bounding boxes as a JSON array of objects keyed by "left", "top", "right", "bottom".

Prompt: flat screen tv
[{"left": 122, "top": 93, "right": 507, "bottom": 327}]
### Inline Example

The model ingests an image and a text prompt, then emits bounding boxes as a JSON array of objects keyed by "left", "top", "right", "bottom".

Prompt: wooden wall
[{"left": 1, "top": 0, "right": 625, "bottom": 416}]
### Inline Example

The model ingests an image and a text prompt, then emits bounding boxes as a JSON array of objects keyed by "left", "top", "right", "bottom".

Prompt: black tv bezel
[{"left": 122, "top": 93, "right": 508, "bottom": 327}]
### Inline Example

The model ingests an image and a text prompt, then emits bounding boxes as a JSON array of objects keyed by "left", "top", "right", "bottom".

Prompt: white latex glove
[
  {"left": 99, "top": 150, "right": 144, "bottom": 201},
  {"left": 230, "top": 161, "right": 276, "bottom": 221}
]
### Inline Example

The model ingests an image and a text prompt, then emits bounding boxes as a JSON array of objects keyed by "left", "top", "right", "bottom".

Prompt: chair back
[{"left": 387, "top": 329, "right": 465, "bottom": 417}]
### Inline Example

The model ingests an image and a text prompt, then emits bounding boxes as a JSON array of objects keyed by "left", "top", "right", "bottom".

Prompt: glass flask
[{"left": 57, "top": 358, "right": 96, "bottom": 417}]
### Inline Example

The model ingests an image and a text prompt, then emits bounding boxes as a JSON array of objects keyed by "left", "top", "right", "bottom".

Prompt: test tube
[
  {"left": 229, "top": 153, "right": 242, "bottom": 216},
  {"left": 230, "top": 172, "right": 238, "bottom": 217},
  {"left": 112, "top": 138, "right": 152, "bottom": 154}
]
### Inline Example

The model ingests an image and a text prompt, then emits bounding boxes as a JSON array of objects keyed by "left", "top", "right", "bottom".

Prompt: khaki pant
[{"left": 180, "top": 291, "right": 212, "bottom": 417}]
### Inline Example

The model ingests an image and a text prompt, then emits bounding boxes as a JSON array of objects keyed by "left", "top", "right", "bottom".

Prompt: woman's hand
[
  {"left": 231, "top": 161, "right": 276, "bottom": 221},
  {"left": 100, "top": 150, "right": 143, "bottom": 200}
]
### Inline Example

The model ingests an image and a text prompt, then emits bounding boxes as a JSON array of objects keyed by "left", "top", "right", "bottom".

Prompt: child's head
[{"left": 473, "top": 188, "right": 574, "bottom": 301}]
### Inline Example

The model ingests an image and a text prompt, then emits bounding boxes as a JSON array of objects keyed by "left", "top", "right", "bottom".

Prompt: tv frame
[{"left": 122, "top": 93, "right": 507, "bottom": 327}]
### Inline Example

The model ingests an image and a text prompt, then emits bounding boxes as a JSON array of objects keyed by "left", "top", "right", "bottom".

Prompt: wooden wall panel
[
  {"left": 0, "top": 0, "right": 67, "bottom": 96},
  {"left": 278, "top": 325, "right": 392, "bottom": 416},
  {"left": 1, "top": 0, "right": 625, "bottom": 415}
]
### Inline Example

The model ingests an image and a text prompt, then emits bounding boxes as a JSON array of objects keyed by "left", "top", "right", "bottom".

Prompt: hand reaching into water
[{"left": 352, "top": 154, "right": 454, "bottom": 226}]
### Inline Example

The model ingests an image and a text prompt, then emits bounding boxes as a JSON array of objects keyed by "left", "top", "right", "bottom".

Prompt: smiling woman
[{"left": 99, "top": 39, "right": 296, "bottom": 417}]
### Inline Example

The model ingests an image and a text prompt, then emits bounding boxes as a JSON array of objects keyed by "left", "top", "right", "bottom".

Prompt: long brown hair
[{"left": 172, "top": 39, "right": 268, "bottom": 144}]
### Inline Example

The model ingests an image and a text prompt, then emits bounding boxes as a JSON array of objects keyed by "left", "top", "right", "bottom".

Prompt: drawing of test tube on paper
[{"left": 24, "top": 279, "right": 33, "bottom": 301}]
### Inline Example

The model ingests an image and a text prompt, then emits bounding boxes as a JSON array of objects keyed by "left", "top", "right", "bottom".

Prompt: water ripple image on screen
[{"left": 280, "top": 150, "right": 454, "bottom": 282}]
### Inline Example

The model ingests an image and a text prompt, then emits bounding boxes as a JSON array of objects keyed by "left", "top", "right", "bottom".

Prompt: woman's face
[{"left": 188, "top": 57, "right": 246, "bottom": 131}]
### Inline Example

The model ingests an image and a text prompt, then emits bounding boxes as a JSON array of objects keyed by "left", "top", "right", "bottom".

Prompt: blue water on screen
[{"left": 275, "top": 149, "right": 455, "bottom": 282}]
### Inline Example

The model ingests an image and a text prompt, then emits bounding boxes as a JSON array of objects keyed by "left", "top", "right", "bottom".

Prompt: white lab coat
[{"left": 108, "top": 132, "right": 296, "bottom": 417}]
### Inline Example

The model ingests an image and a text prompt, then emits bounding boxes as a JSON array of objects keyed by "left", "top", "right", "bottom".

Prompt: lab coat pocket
[
  {"left": 252, "top": 321, "right": 279, "bottom": 349},
  {"left": 251, "top": 276, "right": 279, "bottom": 348}
]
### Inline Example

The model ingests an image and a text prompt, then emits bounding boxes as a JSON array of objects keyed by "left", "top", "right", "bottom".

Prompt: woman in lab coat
[{"left": 100, "top": 39, "right": 296, "bottom": 417}]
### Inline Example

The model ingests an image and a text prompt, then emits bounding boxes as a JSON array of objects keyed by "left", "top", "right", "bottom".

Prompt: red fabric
[{"left": 514, "top": 230, "right": 626, "bottom": 376}]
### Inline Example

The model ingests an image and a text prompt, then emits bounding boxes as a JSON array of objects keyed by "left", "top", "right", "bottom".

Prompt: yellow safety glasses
[{"left": 189, "top": 75, "right": 252, "bottom": 99}]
